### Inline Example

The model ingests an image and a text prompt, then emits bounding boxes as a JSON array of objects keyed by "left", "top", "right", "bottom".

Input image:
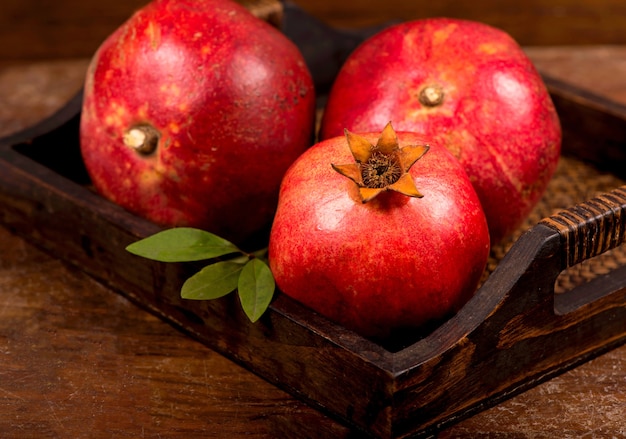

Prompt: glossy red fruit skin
[
  {"left": 80, "top": 0, "right": 315, "bottom": 244},
  {"left": 320, "top": 18, "right": 561, "bottom": 243},
  {"left": 268, "top": 132, "right": 490, "bottom": 340}
]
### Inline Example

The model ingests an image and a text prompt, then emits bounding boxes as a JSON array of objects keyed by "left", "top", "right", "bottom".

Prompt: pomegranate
[
  {"left": 320, "top": 18, "right": 561, "bottom": 243},
  {"left": 268, "top": 123, "right": 490, "bottom": 340},
  {"left": 80, "top": 0, "right": 315, "bottom": 245}
]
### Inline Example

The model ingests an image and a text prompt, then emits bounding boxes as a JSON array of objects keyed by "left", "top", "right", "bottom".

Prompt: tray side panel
[{"left": 544, "top": 74, "right": 626, "bottom": 180}]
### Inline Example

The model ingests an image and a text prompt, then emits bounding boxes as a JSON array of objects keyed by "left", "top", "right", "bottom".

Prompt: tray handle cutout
[
  {"left": 540, "top": 185, "right": 626, "bottom": 268},
  {"left": 539, "top": 185, "right": 626, "bottom": 314}
]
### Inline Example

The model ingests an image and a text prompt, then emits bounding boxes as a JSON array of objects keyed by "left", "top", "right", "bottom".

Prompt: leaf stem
[{"left": 249, "top": 247, "right": 269, "bottom": 260}]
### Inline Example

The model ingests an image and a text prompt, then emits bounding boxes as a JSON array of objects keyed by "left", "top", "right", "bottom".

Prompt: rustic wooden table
[{"left": 0, "top": 49, "right": 625, "bottom": 438}]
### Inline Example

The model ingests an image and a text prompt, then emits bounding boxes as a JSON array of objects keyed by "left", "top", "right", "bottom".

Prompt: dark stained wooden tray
[
  {"left": 0, "top": 75, "right": 624, "bottom": 439},
  {"left": 2, "top": 10, "right": 626, "bottom": 439}
]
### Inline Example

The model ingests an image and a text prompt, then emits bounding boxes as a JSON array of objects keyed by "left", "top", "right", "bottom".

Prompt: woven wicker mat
[{"left": 486, "top": 155, "right": 626, "bottom": 294}]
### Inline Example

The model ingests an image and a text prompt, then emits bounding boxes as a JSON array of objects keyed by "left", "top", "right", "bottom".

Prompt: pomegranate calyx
[{"left": 331, "top": 122, "right": 429, "bottom": 203}]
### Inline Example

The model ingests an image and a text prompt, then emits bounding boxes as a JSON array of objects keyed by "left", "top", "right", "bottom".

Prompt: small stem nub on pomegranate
[
  {"left": 123, "top": 124, "right": 160, "bottom": 155},
  {"left": 418, "top": 84, "right": 444, "bottom": 107}
]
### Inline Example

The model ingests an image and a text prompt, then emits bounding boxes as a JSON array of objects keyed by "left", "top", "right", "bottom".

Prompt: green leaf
[
  {"left": 237, "top": 258, "right": 275, "bottom": 322},
  {"left": 126, "top": 227, "right": 241, "bottom": 262},
  {"left": 181, "top": 261, "right": 244, "bottom": 300}
]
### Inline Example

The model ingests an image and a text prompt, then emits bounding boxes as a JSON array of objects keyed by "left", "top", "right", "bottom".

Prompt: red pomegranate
[
  {"left": 320, "top": 18, "right": 561, "bottom": 243},
  {"left": 268, "top": 123, "right": 490, "bottom": 340},
  {"left": 80, "top": 0, "right": 315, "bottom": 244}
]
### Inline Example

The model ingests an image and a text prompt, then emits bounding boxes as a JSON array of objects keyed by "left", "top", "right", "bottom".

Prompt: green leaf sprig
[{"left": 125, "top": 227, "right": 274, "bottom": 322}]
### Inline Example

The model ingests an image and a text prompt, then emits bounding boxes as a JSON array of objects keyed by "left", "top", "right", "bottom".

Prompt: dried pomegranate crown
[{"left": 331, "top": 122, "right": 430, "bottom": 203}]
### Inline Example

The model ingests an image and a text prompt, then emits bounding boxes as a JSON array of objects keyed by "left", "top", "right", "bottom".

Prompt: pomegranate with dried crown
[
  {"left": 80, "top": 0, "right": 315, "bottom": 244},
  {"left": 268, "top": 123, "right": 490, "bottom": 340},
  {"left": 320, "top": 18, "right": 561, "bottom": 243}
]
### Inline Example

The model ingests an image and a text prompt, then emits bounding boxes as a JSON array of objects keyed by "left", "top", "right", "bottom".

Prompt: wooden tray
[{"left": 2, "top": 9, "right": 626, "bottom": 439}]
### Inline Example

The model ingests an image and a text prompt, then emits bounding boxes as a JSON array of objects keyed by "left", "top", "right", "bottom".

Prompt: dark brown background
[{"left": 3, "top": 0, "right": 626, "bottom": 61}]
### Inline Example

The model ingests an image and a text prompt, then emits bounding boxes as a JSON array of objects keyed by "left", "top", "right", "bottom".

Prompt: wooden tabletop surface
[{"left": 1, "top": 48, "right": 626, "bottom": 438}]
